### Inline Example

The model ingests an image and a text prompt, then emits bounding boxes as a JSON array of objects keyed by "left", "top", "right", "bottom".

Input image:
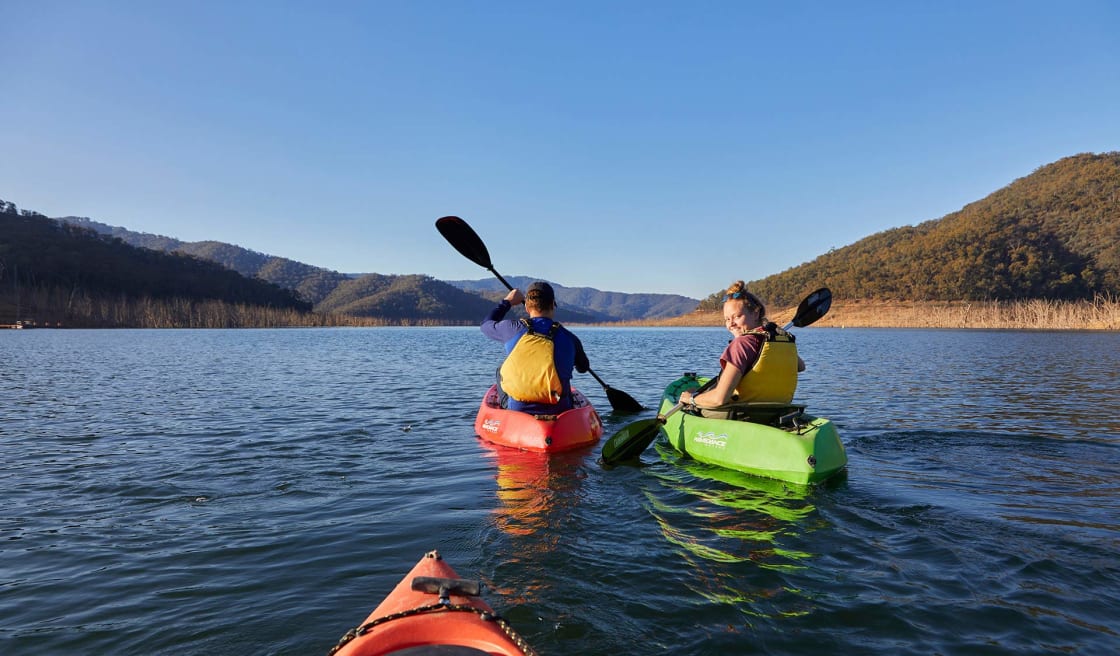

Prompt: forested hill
[
  {"left": 0, "top": 205, "right": 594, "bottom": 326},
  {"left": 48, "top": 216, "right": 697, "bottom": 321},
  {"left": 316, "top": 274, "right": 609, "bottom": 324},
  {"left": 54, "top": 217, "right": 352, "bottom": 306},
  {"left": 449, "top": 277, "right": 698, "bottom": 320},
  {"left": 698, "top": 152, "right": 1120, "bottom": 309},
  {"left": 0, "top": 208, "right": 310, "bottom": 317}
]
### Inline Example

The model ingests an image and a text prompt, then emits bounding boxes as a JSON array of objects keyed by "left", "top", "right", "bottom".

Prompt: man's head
[{"left": 526, "top": 281, "right": 556, "bottom": 315}]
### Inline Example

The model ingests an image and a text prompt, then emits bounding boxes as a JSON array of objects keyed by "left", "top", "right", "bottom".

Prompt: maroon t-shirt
[{"left": 720, "top": 333, "right": 764, "bottom": 375}]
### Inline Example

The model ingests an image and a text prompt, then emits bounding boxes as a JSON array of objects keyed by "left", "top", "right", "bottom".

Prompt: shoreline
[
  {"left": 5, "top": 298, "right": 1118, "bottom": 331},
  {"left": 589, "top": 298, "right": 1120, "bottom": 331}
]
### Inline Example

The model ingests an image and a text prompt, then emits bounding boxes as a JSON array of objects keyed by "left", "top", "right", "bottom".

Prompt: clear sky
[{"left": 3, "top": 1, "right": 1118, "bottom": 299}]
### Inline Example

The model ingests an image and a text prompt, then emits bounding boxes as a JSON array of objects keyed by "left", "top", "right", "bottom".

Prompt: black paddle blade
[
  {"left": 601, "top": 418, "right": 663, "bottom": 465},
  {"left": 789, "top": 287, "right": 832, "bottom": 328},
  {"left": 435, "top": 216, "right": 493, "bottom": 269},
  {"left": 605, "top": 386, "right": 644, "bottom": 413},
  {"left": 588, "top": 368, "right": 643, "bottom": 413}
]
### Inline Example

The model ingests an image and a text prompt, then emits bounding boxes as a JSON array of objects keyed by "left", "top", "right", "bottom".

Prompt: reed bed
[
  {"left": 817, "top": 296, "right": 1120, "bottom": 330},
  {"left": 0, "top": 286, "right": 470, "bottom": 328},
  {"left": 602, "top": 296, "right": 1120, "bottom": 331},
  {"left": 6, "top": 285, "right": 1119, "bottom": 330}
]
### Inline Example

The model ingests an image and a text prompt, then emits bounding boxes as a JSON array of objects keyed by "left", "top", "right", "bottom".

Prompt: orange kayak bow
[{"left": 329, "top": 550, "right": 537, "bottom": 656}]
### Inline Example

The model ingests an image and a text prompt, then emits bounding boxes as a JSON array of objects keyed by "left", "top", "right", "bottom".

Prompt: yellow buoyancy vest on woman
[
  {"left": 733, "top": 327, "right": 799, "bottom": 403},
  {"left": 499, "top": 320, "right": 563, "bottom": 404}
]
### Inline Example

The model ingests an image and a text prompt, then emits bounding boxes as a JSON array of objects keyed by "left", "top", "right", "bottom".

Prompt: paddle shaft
[
  {"left": 488, "top": 268, "right": 514, "bottom": 292},
  {"left": 657, "top": 375, "right": 720, "bottom": 423},
  {"left": 587, "top": 368, "right": 611, "bottom": 389}
]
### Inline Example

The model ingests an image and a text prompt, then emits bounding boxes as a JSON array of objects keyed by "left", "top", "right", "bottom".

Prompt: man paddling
[{"left": 481, "top": 281, "right": 590, "bottom": 415}]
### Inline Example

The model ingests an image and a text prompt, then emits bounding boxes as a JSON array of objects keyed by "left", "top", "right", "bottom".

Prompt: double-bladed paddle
[
  {"left": 435, "top": 215, "right": 644, "bottom": 413},
  {"left": 599, "top": 287, "right": 833, "bottom": 465}
]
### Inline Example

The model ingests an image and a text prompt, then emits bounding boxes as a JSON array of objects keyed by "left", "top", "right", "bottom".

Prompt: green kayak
[{"left": 659, "top": 375, "right": 847, "bottom": 485}]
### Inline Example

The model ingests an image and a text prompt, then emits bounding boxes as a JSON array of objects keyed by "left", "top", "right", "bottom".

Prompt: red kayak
[
  {"left": 329, "top": 550, "right": 537, "bottom": 656},
  {"left": 474, "top": 385, "right": 603, "bottom": 452}
]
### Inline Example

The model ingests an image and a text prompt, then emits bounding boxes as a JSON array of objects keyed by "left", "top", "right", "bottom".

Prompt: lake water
[{"left": 2, "top": 327, "right": 1119, "bottom": 655}]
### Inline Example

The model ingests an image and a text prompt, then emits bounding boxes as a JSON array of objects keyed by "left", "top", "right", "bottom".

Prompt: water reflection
[
  {"left": 477, "top": 441, "right": 588, "bottom": 540},
  {"left": 642, "top": 441, "right": 836, "bottom": 614},
  {"left": 474, "top": 441, "right": 593, "bottom": 621}
]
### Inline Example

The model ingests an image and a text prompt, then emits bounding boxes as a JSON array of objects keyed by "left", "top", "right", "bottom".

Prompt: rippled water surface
[{"left": 3, "top": 327, "right": 1119, "bottom": 655}]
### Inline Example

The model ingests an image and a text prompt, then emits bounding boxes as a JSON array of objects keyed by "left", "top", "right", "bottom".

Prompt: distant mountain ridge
[
  {"left": 51, "top": 216, "right": 700, "bottom": 322},
  {"left": 447, "top": 276, "right": 699, "bottom": 320}
]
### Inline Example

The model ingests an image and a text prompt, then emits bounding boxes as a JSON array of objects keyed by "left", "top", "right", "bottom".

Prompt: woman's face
[{"left": 724, "top": 300, "right": 761, "bottom": 336}]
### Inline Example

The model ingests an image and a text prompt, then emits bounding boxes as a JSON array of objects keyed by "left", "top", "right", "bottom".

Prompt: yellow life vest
[
  {"left": 499, "top": 320, "right": 563, "bottom": 404},
  {"left": 733, "top": 327, "right": 799, "bottom": 403}
]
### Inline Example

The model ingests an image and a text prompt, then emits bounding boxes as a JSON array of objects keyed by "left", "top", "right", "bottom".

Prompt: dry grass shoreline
[
  {"left": 6, "top": 294, "right": 1117, "bottom": 330},
  {"left": 595, "top": 297, "right": 1120, "bottom": 330}
]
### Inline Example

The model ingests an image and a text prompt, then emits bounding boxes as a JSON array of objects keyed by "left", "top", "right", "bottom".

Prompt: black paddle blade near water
[
  {"left": 604, "top": 386, "right": 644, "bottom": 413},
  {"left": 588, "top": 369, "right": 643, "bottom": 413}
]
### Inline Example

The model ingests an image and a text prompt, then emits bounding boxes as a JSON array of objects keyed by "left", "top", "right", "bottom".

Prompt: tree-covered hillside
[
  {"left": 449, "top": 276, "right": 699, "bottom": 320},
  {"left": 56, "top": 218, "right": 353, "bottom": 306},
  {"left": 315, "top": 273, "right": 607, "bottom": 324},
  {"left": 52, "top": 216, "right": 695, "bottom": 321},
  {"left": 699, "top": 152, "right": 1120, "bottom": 309},
  {"left": 314, "top": 273, "right": 492, "bottom": 322},
  {"left": 0, "top": 206, "right": 310, "bottom": 324}
]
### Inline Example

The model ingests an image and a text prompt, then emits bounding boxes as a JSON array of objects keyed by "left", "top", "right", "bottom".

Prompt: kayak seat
[{"left": 699, "top": 402, "right": 807, "bottom": 426}]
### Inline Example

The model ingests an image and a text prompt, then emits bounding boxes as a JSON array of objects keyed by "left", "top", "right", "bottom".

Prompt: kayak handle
[{"left": 412, "top": 576, "right": 483, "bottom": 600}]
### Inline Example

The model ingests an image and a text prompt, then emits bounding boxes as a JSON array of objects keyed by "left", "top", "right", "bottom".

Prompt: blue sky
[{"left": 3, "top": 1, "right": 1118, "bottom": 299}]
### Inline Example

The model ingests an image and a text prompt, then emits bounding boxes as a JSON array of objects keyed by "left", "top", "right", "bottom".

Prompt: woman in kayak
[
  {"left": 482, "top": 281, "right": 590, "bottom": 414},
  {"left": 678, "top": 280, "right": 805, "bottom": 412}
]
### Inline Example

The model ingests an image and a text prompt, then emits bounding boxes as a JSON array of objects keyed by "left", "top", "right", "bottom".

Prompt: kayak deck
[
  {"left": 660, "top": 375, "right": 847, "bottom": 484},
  {"left": 329, "top": 550, "right": 536, "bottom": 656}
]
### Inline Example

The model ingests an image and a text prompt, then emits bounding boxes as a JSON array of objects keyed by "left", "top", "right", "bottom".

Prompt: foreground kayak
[
  {"left": 329, "top": 550, "right": 537, "bottom": 656},
  {"left": 659, "top": 375, "right": 847, "bottom": 484},
  {"left": 474, "top": 384, "right": 603, "bottom": 452}
]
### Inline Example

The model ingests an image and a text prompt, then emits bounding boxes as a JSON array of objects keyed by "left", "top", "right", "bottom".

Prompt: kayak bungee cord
[{"left": 328, "top": 588, "right": 540, "bottom": 656}]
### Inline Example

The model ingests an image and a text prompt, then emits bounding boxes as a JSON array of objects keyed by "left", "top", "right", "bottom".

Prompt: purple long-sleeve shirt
[{"left": 481, "top": 300, "right": 589, "bottom": 411}]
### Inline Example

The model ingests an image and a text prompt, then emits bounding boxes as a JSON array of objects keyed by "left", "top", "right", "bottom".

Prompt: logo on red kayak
[
  {"left": 693, "top": 431, "right": 727, "bottom": 448},
  {"left": 481, "top": 418, "right": 502, "bottom": 434}
]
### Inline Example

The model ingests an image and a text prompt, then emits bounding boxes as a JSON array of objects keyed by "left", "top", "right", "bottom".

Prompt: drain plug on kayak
[{"left": 807, "top": 455, "right": 817, "bottom": 468}]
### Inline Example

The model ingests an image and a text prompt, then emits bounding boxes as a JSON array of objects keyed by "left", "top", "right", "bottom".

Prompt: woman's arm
[{"left": 680, "top": 364, "right": 744, "bottom": 408}]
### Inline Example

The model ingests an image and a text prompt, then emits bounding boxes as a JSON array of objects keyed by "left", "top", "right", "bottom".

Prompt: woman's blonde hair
[{"left": 723, "top": 280, "right": 766, "bottom": 322}]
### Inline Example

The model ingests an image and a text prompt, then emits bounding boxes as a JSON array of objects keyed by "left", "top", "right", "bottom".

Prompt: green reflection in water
[{"left": 643, "top": 441, "right": 826, "bottom": 617}]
